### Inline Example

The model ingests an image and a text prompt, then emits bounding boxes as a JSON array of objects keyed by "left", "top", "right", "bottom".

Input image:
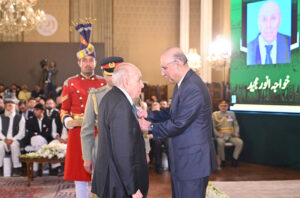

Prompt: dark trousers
[
  {"left": 45, "top": 83, "right": 57, "bottom": 100},
  {"left": 171, "top": 176, "right": 209, "bottom": 198}
]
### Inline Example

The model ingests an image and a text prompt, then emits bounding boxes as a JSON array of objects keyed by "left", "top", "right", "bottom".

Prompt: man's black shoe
[
  {"left": 155, "top": 167, "right": 163, "bottom": 174},
  {"left": 220, "top": 160, "right": 226, "bottom": 168},
  {"left": 232, "top": 159, "right": 239, "bottom": 167},
  {"left": 12, "top": 168, "right": 22, "bottom": 177},
  {"left": 0, "top": 167, "right": 3, "bottom": 176}
]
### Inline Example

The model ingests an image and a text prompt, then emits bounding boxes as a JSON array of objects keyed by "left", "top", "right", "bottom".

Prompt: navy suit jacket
[
  {"left": 150, "top": 69, "right": 217, "bottom": 181},
  {"left": 247, "top": 33, "right": 291, "bottom": 65}
]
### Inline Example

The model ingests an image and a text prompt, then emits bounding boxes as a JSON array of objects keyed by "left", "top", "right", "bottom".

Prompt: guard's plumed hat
[{"left": 76, "top": 23, "right": 96, "bottom": 59}]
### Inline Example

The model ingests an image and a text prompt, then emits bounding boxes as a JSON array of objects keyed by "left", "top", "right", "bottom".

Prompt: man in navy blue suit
[
  {"left": 139, "top": 47, "right": 217, "bottom": 198},
  {"left": 247, "top": 0, "right": 291, "bottom": 65}
]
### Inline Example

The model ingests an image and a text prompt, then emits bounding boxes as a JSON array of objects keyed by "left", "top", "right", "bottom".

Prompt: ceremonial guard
[
  {"left": 60, "top": 23, "right": 106, "bottom": 198},
  {"left": 212, "top": 100, "right": 243, "bottom": 167},
  {"left": 81, "top": 57, "right": 123, "bottom": 174}
]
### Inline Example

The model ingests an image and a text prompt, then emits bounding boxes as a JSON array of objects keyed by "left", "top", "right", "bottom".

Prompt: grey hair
[
  {"left": 173, "top": 53, "right": 188, "bottom": 65},
  {"left": 112, "top": 63, "right": 137, "bottom": 86},
  {"left": 163, "top": 47, "right": 188, "bottom": 65}
]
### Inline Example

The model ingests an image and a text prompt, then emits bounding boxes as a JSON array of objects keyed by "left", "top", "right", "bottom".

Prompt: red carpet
[{"left": 0, "top": 176, "right": 76, "bottom": 198}]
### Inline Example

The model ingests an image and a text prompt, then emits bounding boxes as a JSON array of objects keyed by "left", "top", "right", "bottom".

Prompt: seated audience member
[
  {"left": 55, "top": 96, "right": 62, "bottom": 110},
  {"left": 151, "top": 95, "right": 158, "bottom": 102},
  {"left": 0, "top": 84, "right": 5, "bottom": 98},
  {"left": 18, "top": 84, "right": 31, "bottom": 103},
  {"left": 212, "top": 100, "right": 243, "bottom": 167},
  {"left": 45, "top": 98, "right": 63, "bottom": 143},
  {"left": 38, "top": 98, "right": 45, "bottom": 106},
  {"left": 31, "top": 85, "right": 44, "bottom": 99},
  {"left": 140, "top": 101, "right": 151, "bottom": 164},
  {"left": 10, "top": 84, "right": 19, "bottom": 98},
  {"left": 159, "top": 100, "right": 168, "bottom": 109},
  {"left": 25, "top": 104, "right": 53, "bottom": 150},
  {"left": 150, "top": 101, "right": 165, "bottom": 174},
  {"left": 0, "top": 95, "right": 25, "bottom": 176},
  {"left": 145, "top": 98, "right": 154, "bottom": 110},
  {"left": 25, "top": 104, "right": 54, "bottom": 174},
  {"left": 25, "top": 98, "right": 36, "bottom": 120},
  {"left": 168, "top": 98, "right": 172, "bottom": 106},
  {"left": 0, "top": 98, "right": 4, "bottom": 114},
  {"left": 151, "top": 102, "right": 160, "bottom": 111},
  {"left": 18, "top": 100, "right": 27, "bottom": 119}
]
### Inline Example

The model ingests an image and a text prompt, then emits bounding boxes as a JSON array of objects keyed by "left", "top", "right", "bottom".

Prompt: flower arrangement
[
  {"left": 20, "top": 142, "right": 67, "bottom": 159},
  {"left": 206, "top": 182, "right": 229, "bottom": 198}
]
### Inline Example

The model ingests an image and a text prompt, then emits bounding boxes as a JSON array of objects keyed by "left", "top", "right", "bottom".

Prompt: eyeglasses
[{"left": 161, "top": 60, "right": 176, "bottom": 71}]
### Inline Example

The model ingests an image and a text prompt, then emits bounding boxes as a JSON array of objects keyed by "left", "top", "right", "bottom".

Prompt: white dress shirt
[
  {"left": 116, "top": 86, "right": 134, "bottom": 106},
  {"left": 177, "top": 71, "right": 188, "bottom": 88},
  {"left": 259, "top": 35, "right": 277, "bottom": 64}
]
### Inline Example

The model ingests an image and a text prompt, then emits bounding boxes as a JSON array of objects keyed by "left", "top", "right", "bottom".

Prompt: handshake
[{"left": 137, "top": 108, "right": 153, "bottom": 140}]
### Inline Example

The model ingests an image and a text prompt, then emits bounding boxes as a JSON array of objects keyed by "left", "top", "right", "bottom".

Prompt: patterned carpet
[
  {"left": 0, "top": 176, "right": 78, "bottom": 198},
  {"left": 211, "top": 180, "right": 300, "bottom": 198}
]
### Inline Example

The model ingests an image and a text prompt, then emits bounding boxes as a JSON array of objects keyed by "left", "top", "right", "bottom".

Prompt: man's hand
[
  {"left": 132, "top": 189, "right": 143, "bottom": 198},
  {"left": 137, "top": 108, "right": 147, "bottom": 119},
  {"left": 147, "top": 134, "right": 153, "bottom": 140},
  {"left": 234, "top": 132, "right": 240, "bottom": 137},
  {"left": 83, "top": 159, "right": 93, "bottom": 174},
  {"left": 4, "top": 139, "right": 13, "bottom": 149},
  {"left": 138, "top": 119, "right": 151, "bottom": 132},
  {"left": 146, "top": 153, "right": 150, "bottom": 164},
  {"left": 218, "top": 133, "right": 224, "bottom": 138},
  {"left": 56, "top": 136, "right": 67, "bottom": 144}
]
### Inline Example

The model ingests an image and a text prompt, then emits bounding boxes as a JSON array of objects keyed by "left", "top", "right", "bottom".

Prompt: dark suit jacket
[
  {"left": 92, "top": 87, "right": 149, "bottom": 198},
  {"left": 25, "top": 116, "right": 53, "bottom": 145},
  {"left": 44, "top": 109, "right": 62, "bottom": 136},
  {"left": 247, "top": 33, "right": 291, "bottom": 65},
  {"left": 150, "top": 69, "right": 217, "bottom": 181}
]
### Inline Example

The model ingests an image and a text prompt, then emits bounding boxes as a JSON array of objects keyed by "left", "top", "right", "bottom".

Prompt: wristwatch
[{"left": 148, "top": 124, "right": 154, "bottom": 132}]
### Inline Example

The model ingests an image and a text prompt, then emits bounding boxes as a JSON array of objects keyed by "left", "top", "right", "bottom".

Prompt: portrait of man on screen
[{"left": 247, "top": 0, "right": 291, "bottom": 66}]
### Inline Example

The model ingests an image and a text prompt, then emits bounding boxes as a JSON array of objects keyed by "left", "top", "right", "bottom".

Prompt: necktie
[
  {"left": 265, "top": 45, "right": 273, "bottom": 64},
  {"left": 132, "top": 104, "right": 137, "bottom": 117}
]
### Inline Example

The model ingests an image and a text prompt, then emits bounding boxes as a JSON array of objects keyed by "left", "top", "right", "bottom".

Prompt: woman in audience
[{"left": 18, "top": 84, "right": 31, "bottom": 103}]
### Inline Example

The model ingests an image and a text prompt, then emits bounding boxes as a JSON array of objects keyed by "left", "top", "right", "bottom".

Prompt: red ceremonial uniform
[{"left": 60, "top": 74, "right": 106, "bottom": 181}]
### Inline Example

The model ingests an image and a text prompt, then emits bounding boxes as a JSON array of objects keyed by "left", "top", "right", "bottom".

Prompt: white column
[
  {"left": 180, "top": 0, "right": 190, "bottom": 54},
  {"left": 200, "top": 0, "right": 213, "bottom": 83}
]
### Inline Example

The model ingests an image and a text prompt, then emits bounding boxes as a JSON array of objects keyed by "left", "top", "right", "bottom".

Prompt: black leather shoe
[
  {"left": 57, "top": 167, "right": 64, "bottom": 177},
  {"left": 155, "top": 167, "right": 163, "bottom": 174},
  {"left": 32, "top": 171, "right": 38, "bottom": 178},
  {"left": 220, "top": 160, "right": 226, "bottom": 168},
  {"left": 0, "top": 167, "right": 3, "bottom": 176},
  {"left": 49, "top": 168, "right": 58, "bottom": 176},
  {"left": 232, "top": 159, "right": 239, "bottom": 167},
  {"left": 12, "top": 168, "right": 22, "bottom": 177}
]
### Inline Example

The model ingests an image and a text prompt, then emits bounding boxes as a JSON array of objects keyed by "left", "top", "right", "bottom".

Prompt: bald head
[
  {"left": 258, "top": 1, "right": 281, "bottom": 44},
  {"left": 161, "top": 47, "right": 188, "bottom": 65},
  {"left": 160, "top": 47, "right": 189, "bottom": 84},
  {"left": 112, "top": 63, "right": 144, "bottom": 100}
]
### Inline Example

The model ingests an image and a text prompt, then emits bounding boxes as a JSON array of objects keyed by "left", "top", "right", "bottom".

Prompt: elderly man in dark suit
[
  {"left": 92, "top": 63, "right": 149, "bottom": 198},
  {"left": 139, "top": 47, "right": 217, "bottom": 198}
]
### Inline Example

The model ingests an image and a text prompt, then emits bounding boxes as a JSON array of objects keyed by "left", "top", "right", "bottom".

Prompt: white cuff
[{"left": 64, "top": 117, "right": 74, "bottom": 129}]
